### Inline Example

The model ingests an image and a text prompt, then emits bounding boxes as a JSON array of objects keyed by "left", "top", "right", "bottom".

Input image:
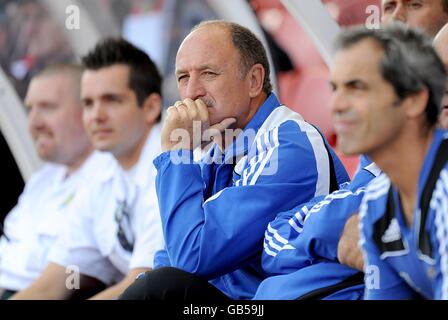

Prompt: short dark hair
[
  {"left": 82, "top": 38, "right": 162, "bottom": 109},
  {"left": 335, "top": 23, "right": 446, "bottom": 125},
  {"left": 192, "top": 20, "right": 273, "bottom": 95}
]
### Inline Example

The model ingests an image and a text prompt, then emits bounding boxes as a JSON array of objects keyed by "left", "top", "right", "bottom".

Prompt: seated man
[
  {"left": 331, "top": 23, "right": 447, "bottom": 299},
  {"left": 381, "top": 0, "right": 448, "bottom": 38},
  {"left": 11, "top": 38, "right": 165, "bottom": 300},
  {"left": 254, "top": 2, "right": 448, "bottom": 301},
  {"left": 260, "top": 17, "right": 448, "bottom": 301},
  {"left": 256, "top": 157, "right": 380, "bottom": 300},
  {"left": 310, "top": 0, "right": 448, "bottom": 281},
  {"left": 0, "top": 64, "right": 113, "bottom": 300},
  {"left": 120, "top": 20, "right": 349, "bottom": 301}
]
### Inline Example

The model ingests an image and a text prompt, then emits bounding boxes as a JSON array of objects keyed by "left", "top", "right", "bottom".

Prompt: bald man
[
  {"left": 382, "top": 0, "right": 448, "bottom": 37},
  {"left": 434, "top": 23, "right": 448, "bottom": 127}
]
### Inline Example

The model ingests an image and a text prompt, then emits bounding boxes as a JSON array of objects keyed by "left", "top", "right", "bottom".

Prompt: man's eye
[
  {"left": 82, "top": 100, "right": 92, "bottom": 108},
  {"left": 348, "top": 81, "right": 367, "bottom": 91},
  {"left": 329, "top": 83, "right": 337, "bottom": 92},
  {"left": 177, "top": 75, "right": 188, "bottom": 82},
  {"left": 42, "top": 104, "right": 58, "bottom": 110},
  {"left": 352, "top": 85, "right": 366, "bottom": 91},
  {"left": 408, "top": 2, "right": 422, "bottom": 9},
  {"left": 383, "top": 4, "right": 395, "bottom": 12},
  {"left": 110, "top": 96, "right": 121, "bottom": 103},
  {"left": 203, "top": 71, "right": 217, "bottom": 78}
]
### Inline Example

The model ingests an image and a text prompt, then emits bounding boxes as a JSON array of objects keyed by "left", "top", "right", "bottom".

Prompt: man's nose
[
  {"left": 28, "top": 107, "right": 44, "bottom": 132},
  {"left": 184, "top": 76, "right": 206, "bottom": 100},
  {"left": 90, "top": 102, "right": 108, "bottom": 121},
  {"left": 390, "top": 4, "right": 407, "bottom": 23},
  {"left": 330, "top": 89, "right": 349, "bottom": 115}
]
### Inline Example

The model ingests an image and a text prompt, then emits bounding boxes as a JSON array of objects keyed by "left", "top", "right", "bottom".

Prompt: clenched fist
[
  {"left": 337, "top": 213, "right": 364, "bottom": 271},
  {"left": 161, "top": 98, "right": 236, "bottom": 152}
]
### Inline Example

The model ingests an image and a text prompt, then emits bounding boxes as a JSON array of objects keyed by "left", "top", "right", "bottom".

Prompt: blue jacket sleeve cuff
[{"left": 153, "top": 150, "right": 195, "bottom": 171}]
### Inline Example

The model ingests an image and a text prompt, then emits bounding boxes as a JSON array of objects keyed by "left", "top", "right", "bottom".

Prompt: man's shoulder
[
  {"left": 258, "top": 104, "right": 305, "bottom": 133},
  {"left": 364, "top": 174, "right": 390, "bottom": 196},
  {"left": 360, "top": 174, "right": 391, "bottom": 221},
  {"left": 252, "top": 105, "right": 325, "bottom": 150},
  {"left": 23, "top": 163, "right": 66, "bottom": 192},
  {"left": 73, "top": 160, "right": 122, "bottom": 207},
  {"left": 430, "top": 165, "right": 448, "bottom": 206},
  {"left": 80, "top": 151, "right": 117, "bottom": 182},
  {"left": 422, "top": 130, "right": 448, "bottom": 213}
]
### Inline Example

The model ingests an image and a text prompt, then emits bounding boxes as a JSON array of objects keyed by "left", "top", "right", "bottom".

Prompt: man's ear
[
  {"left": 142, "top": 93, "right": 162, "bottom": 124},
  {"left": 403, "top": 89, "right": 429, "bottom": 119},
  {"left": 247, "top": 63, "right": 265, "bottom": 98}
]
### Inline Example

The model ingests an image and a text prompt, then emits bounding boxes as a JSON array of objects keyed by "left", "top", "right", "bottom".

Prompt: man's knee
[{"left": 119, "top": 267, "right": 195, "bottom": 300}]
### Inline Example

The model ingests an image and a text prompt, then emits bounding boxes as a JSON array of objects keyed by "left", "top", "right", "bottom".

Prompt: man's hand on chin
[{"left": 161, "top": 98, "right": 236, "bottom": 152}]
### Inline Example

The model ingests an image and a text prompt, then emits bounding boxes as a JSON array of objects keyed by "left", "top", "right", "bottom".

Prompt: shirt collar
[
  {"left": 50, "top": 150, "right": 116, "bottom": 187},
  {"left": 76, "top": 150, "right": 116, "bottom": 181},
  {"left": 222, "top": 92, "right": 281, "bottom": 163},
  {"left": 111, "top": 123, "right": 161, "bottom": 205},
  {"left": 418, "top": 128, "right": 448, "bottom": 196},
  {"left": 242, "top": 92, "right": 280, "bottom": 133},
  {"left": 129, "top": 122, "right": 162, "bottom": 188}
]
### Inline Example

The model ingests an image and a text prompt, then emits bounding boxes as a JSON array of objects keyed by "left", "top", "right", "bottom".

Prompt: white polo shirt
[
  {"left": 0, "top": 151, "right": 115, "bottom": 291},
  {"left": 48, "top": 124, "right": 165, "bottom": 286}
]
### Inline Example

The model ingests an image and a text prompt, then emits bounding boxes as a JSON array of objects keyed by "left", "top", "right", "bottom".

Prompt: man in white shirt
[
  {"left": 0, "top": 64, "right": 114, "bottom": 299},
  {"left": 11, "top": 38, "right": 165, "bottom": 300}
]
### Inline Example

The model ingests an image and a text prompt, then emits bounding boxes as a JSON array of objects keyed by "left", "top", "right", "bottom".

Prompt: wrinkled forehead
[
  {"left": 175, "top": 25, "right": 238, "bottom": 70},
  {"left": 178, "top": 24, "right": 231, "bottom": 52},
  {"left": 25, "top": 74, "right": 67, "bottom": 104},
  {"left": 332, "top": 39, "right": 385, "bottom": 78}
]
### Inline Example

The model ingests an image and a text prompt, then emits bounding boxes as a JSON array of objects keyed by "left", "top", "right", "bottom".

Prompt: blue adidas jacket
[
  {"left": 361, "top": 129, "right": 448, "bottom": 300},
  {"left": 153, "top": 93, "right": 349, "bottom": 299}
]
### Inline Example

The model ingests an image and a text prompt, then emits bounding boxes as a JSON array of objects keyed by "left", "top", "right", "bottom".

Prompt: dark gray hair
[
  {"left": 192, "top": 20, "right": 272, "bottom": 95},
  {"left": 334, "top": 22, "right": 446, "bottom": 125}
]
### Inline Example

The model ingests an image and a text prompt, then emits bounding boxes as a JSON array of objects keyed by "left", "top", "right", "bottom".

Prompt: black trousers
[
  {"left": 0, "top": 289, "right": 16, "bottom": 300},
  {"left": 119, "top": 267, "right": 232, "bottom": 301}
]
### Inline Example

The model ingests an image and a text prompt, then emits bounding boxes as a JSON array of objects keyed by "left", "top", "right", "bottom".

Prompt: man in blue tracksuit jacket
[
  {"left": 119, "top": 20, "right": 349, "bottom": 300},
  {"left": 255, "top": 158, "right": 380, "bottom": 300},
  {"left": 360, "top": 131, "right": 448, "bottom": 299},
  {"left": 330, "top": 24, "right": 448, "bottom": 299}
]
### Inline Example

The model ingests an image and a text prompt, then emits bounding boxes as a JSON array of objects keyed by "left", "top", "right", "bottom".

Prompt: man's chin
[
  {"left": 36, "top": 146, "right": 54, "bottom": 160},
  {"left": 209, "top": 117, "right": 237, "bottom": 129},
  {"left": 337, "top": 141, "right": 362, "bottom": 157},
  {"left": 92, "top": 141, "right": 114, "bottom": 152},
  {"left": 38, "top": 151, "right": 64, "bottom": 164}
]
